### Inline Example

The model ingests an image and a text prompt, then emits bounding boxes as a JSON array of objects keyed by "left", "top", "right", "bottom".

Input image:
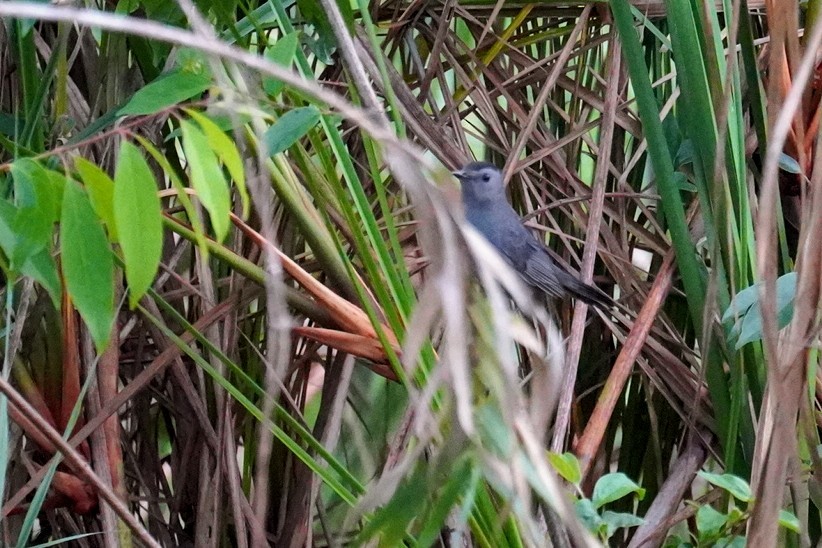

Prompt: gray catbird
[{"left": 453, "top": 161, "right": 613, "bottom": 309}]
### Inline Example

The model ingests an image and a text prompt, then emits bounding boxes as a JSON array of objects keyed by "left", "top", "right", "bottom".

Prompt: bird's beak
[{"left": 451, "top": 169, "right": 466, "bottom": 181}]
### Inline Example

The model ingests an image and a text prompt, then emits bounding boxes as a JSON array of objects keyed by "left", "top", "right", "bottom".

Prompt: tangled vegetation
[{"left": 0, "top": 0, "right": 818, "bottom": 546}]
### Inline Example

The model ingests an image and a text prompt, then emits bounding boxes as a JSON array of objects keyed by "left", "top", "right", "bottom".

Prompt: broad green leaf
[
  {"left": 778, "top": 153, "right": 802, "bottom": 174},
  {"left": 779, "top": 509, "right": 801, "bottom": 533},
  {"left": 548, "top": 452, "right": 582, "bottom": 485},
  {"left": 180, "top": 119, "right": 231, "bottom": 241},
  {"left": 0, "top": 197, "right": 61, "bottom": 305},
  {"left": 726, "top": 506, "right": 745, "bottom": 523},
  {"left": 722, "top": 283, "right": 758, "bottom": 322},
  {"left": 263, "top": 106, "right": 320, "bottom": 156},
  {"left": 600, "top": 510, "right": 644, "bottom": 539},
  {"left": 696, "top": 504, "right": 727, "bottom": 538},
  {"left": 44, "top": 170, "right": 67, "bottom": 211},
  {"left": 722, "top": 272, "right": 797, "bottom": 322},
  {"left": 184, "top": 109, "right": 249, "bottom": 218},
  {"left": 723, "top": 272, "right": 796, "bottom": 349},
  {"left": 74, "top": 157, "right": 117, "bottom": 241},
  {"left": 734, "top": 298, "right": 794, "bottom": 349},
  {"left": 61, "top": 181, "right": 114, "bottom": 351},
  {"left": 592, "top": 472, "right": 645, "bottom": 509},
  {"left": 722, "top": 536, "right": 746, "bottom": 548},
  {"left": 133, "top": 134, "right": 208, "bottom": 258},
  {"left": 119, "top": 70, "right": 211, "bottom": 116},
  {"left": 661, "top": 534, "right": 689, "bottom": 548},
  {"left": 11, "top": 159, "right": 61, "bottom": 220},
  {"left": 477, "top": 404, "right": 512, "bottom": 455},
  {"left": 698, "top": 471, "right": 752, "bottom": 503},
  {"left": 574, "top": 498, "right": 603, "bottom": 535},
  {"left": 0, "top": 199, "right": 19, "bottom": 259},
  {"left": 21, "top": 248, "right": 61, "bottom": 307},
  {"left": 263, "top": 32, "right": 299, "bottom": 96},
  {"left": 9, "top": 159, "right": 63, "bottom": 267},
  {"left": 114, "top": 141, "right": 163, "bottom": 308}
]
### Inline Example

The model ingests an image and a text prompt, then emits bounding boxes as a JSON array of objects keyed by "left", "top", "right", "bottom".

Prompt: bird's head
[{"left": 452, "top": 161, "right": 506, "bottom": 206}]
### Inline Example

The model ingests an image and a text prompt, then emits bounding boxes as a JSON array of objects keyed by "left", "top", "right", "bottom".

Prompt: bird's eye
[{"left": 482, "top": 174, "right": 490, "bottom": 182}]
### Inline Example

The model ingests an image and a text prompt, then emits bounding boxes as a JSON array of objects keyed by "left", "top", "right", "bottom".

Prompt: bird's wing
[
  {"left": 519, "top": 240, "right": 566, "bottom": 298},
  {"left": 521, "top": 239, "right": 614, "bottom": 308}
]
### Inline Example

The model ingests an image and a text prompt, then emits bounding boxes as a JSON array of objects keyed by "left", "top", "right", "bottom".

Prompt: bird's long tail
[{"left": 560, "top": 272, "right": 615, "bottom": 310}]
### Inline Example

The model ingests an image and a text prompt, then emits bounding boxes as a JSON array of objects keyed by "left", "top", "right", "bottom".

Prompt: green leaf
[
  {"left": 180, "top": 119, "right": 231, "bottom": 241},
  {"left": 548, "top": 452, "right": 582, "bottom": 485},
  {"left": 0, "top": 199, "right": 20, "bottom": 259},
  {"left": 61, "top": 181, "right": 114, "bottom": 351},
  {"left": 778, "top": 509, "right": 801, "bottom": 533},
  {"left": 726, "top": 506, "right": 745, "bottom": 523},
  {"left": 696, "top": 504, "right": 727, "bottom": 538},
  {"left": 0, "top": 195, "right": 61, "bottom": 306},
  {"left": 114, "top": 141, "right": 163, "bottom": 308},
  {"left": 11, "top": 159, "right": 62, "bottom": 221},
  {"left": 184, "top": 109, "right": 249, "bottom": 219},
  {"left": 263, "top": 106, "right": 320, "bottom": 156},
  {"left": 592, "top": 472, "right": 645, "bottom": 509},
  {"left": 296, "top": 0, "right": 338, "bottom": 64},
  {"left": 722, "top": 283, "right": 758, "bottom": 323},
  {"left": 698, "top": 471, "right": 752, "bottom": 503},
  {"left": 357, "top": 469, "right": 427, "bottom": 545},
  {"left": 778, "top": 153, "right": 802, "bottom": 174},
  {"left": 477, "top": 404, "right": 513, "bottom": 455},
  {"left": 416, "top": 456, "right": 476, "bottom": 547},
  {"left": 119, "top": 70, "right": 211, "bottom": 116},
  {"left": 9, "top": 159, "right": 63, "bottom": 267},
  {"left": 21, "top": 248, "right": 61, "bottom": 307},
  {"left": 175, "top": 48, "right": 211, "bottom": 77},
  {"left": 574, "top": 498, "right": 603, "bottom": 535},
  {"left": 673, "top": 171, "right": 697, "bottom": 193},
  {"left": 133, "top": 134, "right": 209, "bottom": 259},
  {"left": 723, "top": 272, "right": 797, "bottom": 349},
  {"left": 675, "top": 139, "right": 694, "bottom": 168},
  {"left": 600, "top": 510, "right": 644, "bottom": 539},
  {"left": 722, "top": 272, "right": 796, "bottom": 322},
  {"left": 263, "top": 32, "right": 299, "bottom": 96},
  {"left": 661, "top": 534, "right": 692, "bottom": 548},
  {"left": 74, "top": 157, "right": 117, "bottom": 241},
  {"left": 719, "top": 536, "right": 746, "bottom": 548}
]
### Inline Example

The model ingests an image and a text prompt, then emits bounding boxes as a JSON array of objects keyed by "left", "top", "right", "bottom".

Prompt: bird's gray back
[
  {"left": 465, "top": 201, "right": 538, "bottom": 270},
  {"left": 456, "top": 162, "right": 612, "bottom": 307}
]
